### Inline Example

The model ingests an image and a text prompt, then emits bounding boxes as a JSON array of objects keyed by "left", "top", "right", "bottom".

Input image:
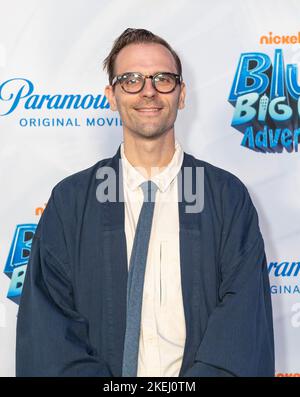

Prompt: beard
[{"left": 127, "top": 119, "right": 173, "bottom": 139}]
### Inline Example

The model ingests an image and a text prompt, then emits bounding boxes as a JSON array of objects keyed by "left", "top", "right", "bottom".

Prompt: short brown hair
[{"left": 103, "top": 28, "right": 182, "bottom": 85}]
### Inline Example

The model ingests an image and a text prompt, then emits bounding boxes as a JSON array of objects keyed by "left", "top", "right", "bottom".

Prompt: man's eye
[
  {"left": 156, "top": 75, "right": 171, "bottom": 83},
  {"left": 127, "top": 79, "right": 139, "bottom": 85}
]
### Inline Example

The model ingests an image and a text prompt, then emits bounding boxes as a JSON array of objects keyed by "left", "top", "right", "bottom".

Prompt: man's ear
[
  {"left": 105, "top": 85, "right": 118, "bottom": 111},
  {"left": 178, "top": 82, "right": 186, "bottom": 110}
]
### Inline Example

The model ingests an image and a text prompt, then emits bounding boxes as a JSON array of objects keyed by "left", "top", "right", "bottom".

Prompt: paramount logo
[
  {"left": 268, "top": 261, "right": 300, "bottom": 277},
  {"left": 0, "top": 78, "right": 110, "bottom": 115}
]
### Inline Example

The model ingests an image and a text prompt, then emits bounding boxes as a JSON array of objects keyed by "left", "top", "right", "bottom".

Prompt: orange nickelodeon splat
[{"left": 35, "top": 203, "right": 47, "bottom": 217}]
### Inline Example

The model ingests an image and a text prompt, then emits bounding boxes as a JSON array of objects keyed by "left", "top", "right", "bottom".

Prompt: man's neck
[{"left": 123, "top": 132, "right": 176, "bottom": 179}]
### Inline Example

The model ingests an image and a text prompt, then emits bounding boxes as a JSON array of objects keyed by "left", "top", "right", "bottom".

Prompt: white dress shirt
[{"left": 120, "top": 139, "right": 186, "bottom": 377}]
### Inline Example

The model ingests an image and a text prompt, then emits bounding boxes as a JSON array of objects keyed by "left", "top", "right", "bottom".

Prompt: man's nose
[{"left": 141, "top": 77, "right": 157, "bottom": 97}]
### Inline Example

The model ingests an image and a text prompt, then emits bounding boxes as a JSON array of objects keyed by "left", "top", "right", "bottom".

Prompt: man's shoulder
[
  {"left": 184, "top": 151, "right": 247, "bottom": 194},
  {"left": 50, "top": 154, "right": 115, "bottom": 201}
]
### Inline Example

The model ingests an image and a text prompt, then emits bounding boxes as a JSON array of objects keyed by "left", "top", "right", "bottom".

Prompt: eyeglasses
[{"left": 111, "top": 72, "right": 182, "bottom": 94}]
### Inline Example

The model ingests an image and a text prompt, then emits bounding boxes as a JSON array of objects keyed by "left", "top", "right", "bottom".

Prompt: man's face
[{"left": 105, "top": 43, "right": 185, "bottom": 140}]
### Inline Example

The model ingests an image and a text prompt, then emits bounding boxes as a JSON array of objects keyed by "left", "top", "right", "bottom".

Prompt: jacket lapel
[
  {"left": 97, "top": 145, "right": 128, "bottom": 376},
  {"left": 178, "top": 152, "right": 203, "bottom": 376}
]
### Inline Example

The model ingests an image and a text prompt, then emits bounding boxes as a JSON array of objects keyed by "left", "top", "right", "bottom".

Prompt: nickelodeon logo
[
  {"left": 35, "top": 203, "right": 47, "bottom": 216},
  {"left": 260, "top": 32, "right": 300, "bottom": 44},
  {"left": 276, "top": 373, "right": 300, "bottom": 377}
]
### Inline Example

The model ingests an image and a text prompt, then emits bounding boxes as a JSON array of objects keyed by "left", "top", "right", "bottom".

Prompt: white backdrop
[{"left": 0, "top": 0, "right": 299, "bottom": 377}]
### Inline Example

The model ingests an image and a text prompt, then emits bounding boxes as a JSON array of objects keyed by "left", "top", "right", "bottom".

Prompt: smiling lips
[{"left": 134, "top": 107, "right": 163, "bottom": 115}]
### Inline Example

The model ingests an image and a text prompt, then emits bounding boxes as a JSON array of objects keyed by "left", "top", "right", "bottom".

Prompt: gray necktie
[{"left": 122, "top": 180, "right": 158, "bottom": 377}]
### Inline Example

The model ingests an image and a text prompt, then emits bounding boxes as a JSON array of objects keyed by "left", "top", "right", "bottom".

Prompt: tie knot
[{"left": 140, "top": 180, "right": 158, "bottom": 202}]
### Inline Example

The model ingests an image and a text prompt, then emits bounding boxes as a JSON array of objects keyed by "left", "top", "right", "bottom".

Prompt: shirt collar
[{"left": 121, "top": 139, "right": 184, "bottom": 193}]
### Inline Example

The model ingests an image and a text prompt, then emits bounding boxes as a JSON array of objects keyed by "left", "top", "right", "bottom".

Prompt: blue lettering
[
  {"left": 241, "top": 126, "right": 255, "bottom": 148},
  {"left": 270, "top": 49, "right": 285, "bottom": 99},
  {"left": 229, "top": 52, "right": 271, "bottom": 102},
  {"left": 4, "top": 224, "right": 37, "bottom": 276},
  {"left": 268, "top": 96, "right": 292, "bottom": 121},
  {"left": 268, "top": 261, "right": 300, "bottom": 277},
  {"left": 7, "top": 265, "right": 27, "bottom": 303},
  {"left": 281, "top": 128, "right": 293, "bottom": 148},
  {"left": 255, "top": 126, "right": 268, "bottom": 149},
  {"left": 93, "top": 95, "right": 110, "bottom": 109},
  {"left": 286, "top": 64, "right": 300, "bottom": 100},
  {"left": 81, "top": 95, "right": 94, "bottom": 109},
  {"left": 0, "top": 78, "right": 34, "bottom": 115},
  {"left": 269, "top": 128, "right": 281, "bottom": 148},
  {"left": 47, "top": 95, "right": 62, "bottom": 109},
  {"left": 232, "top": 93, "right": 258, "bottom": 125},
  {"left": 0, "top": 78, "right": 112, "bottom": 114}
]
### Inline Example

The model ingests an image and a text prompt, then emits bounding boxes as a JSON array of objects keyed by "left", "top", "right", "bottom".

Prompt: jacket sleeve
[
  {"left": 16, "top": 186, "right": 112, "bottom": 377},
  {"left": 182, "top": 176, "right": 275, "bottom": 377}
]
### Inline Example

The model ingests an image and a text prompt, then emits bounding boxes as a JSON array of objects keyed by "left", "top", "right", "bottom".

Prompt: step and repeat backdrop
[{"left": 0, "top": 0, "right": 299, "bottom": 377}]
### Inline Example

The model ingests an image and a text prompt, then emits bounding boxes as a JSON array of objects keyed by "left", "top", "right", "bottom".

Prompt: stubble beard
[{"left": 130, "top": 121, "right": 171, "bottom": 140}]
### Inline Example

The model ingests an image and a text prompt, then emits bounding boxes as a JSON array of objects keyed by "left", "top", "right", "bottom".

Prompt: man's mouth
[{"left": 134, "top": 107, "right": 163, "bottom": 114}]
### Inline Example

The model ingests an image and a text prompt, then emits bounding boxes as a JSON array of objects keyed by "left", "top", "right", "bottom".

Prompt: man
[{"left": 16, "top": 28, "right": 275, "bottom": 377}]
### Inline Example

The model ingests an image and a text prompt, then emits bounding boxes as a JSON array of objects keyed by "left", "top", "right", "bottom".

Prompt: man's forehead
[{"left": 114, "top": 43, "right": 178, "bottom": 74}]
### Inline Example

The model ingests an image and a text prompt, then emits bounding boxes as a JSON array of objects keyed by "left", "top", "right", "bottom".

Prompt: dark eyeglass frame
[{"left": 111, "top": 71, "right": 182, "bottom": 94}]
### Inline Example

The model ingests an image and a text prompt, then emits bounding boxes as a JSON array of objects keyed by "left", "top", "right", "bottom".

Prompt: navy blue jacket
[{"left": 16, "top": 145, "right": 275, "bottom": 377}]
